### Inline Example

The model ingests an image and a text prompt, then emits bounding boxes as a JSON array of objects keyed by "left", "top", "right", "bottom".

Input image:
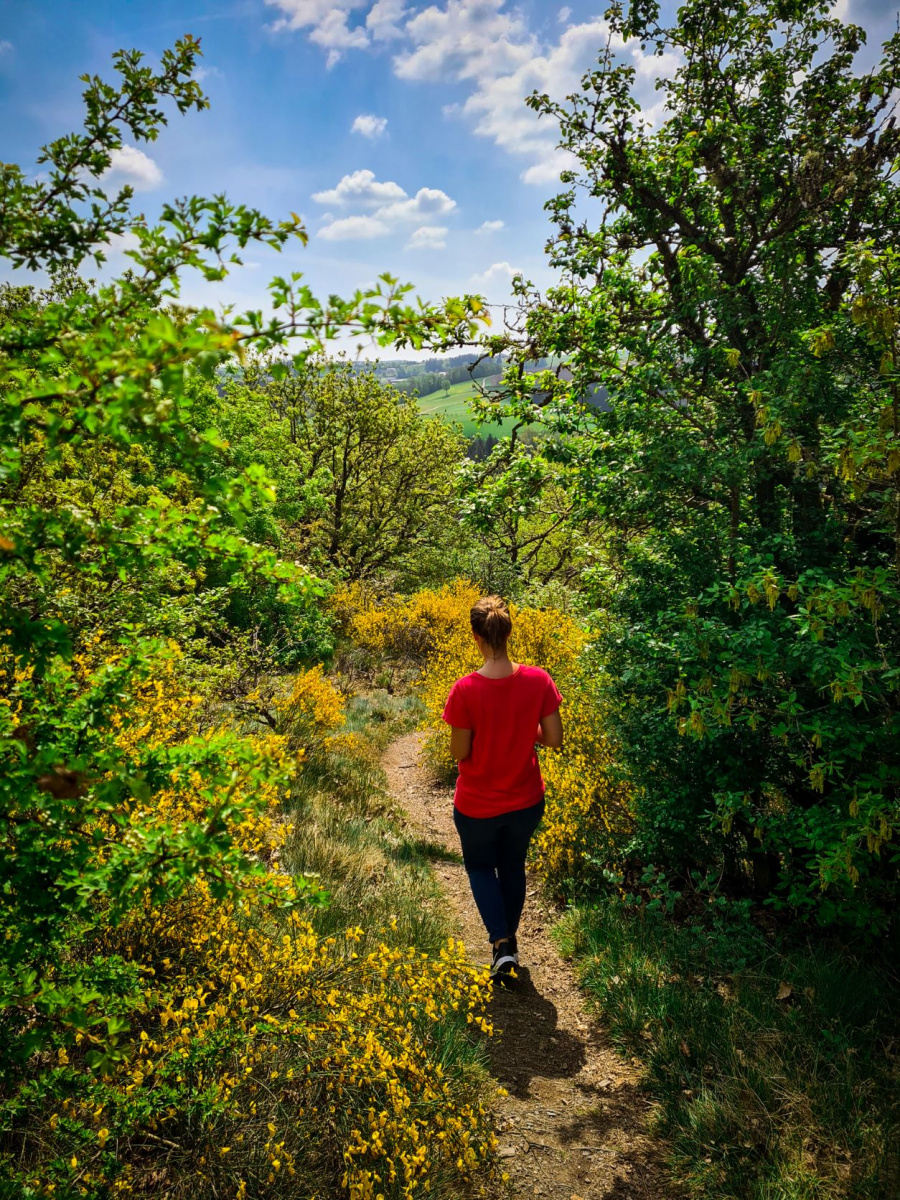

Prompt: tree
[
  {"left": 0, "top": 37, "right": 484, "bottom": 1071},
  {"left": 492, "top": 0, "right": 900, "bottom": 923},
  {"left": 458, "top": 439, "right": 597, "bottom": 591},
  {"left": 227, "top": 361, "right": 466, "bottom": 583}
]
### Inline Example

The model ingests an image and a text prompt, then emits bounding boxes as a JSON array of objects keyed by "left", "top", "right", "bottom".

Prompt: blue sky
[{"left": 0, "top": 0, "right": 895, "bottom": 355}]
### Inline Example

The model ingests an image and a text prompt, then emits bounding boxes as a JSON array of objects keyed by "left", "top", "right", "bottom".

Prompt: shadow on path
[
  {"left": 383, "top": 732, "right": 684, "bottom": 1200},
  {"left": 488, "top": 968, "right": 587, "bottom": 1096}
]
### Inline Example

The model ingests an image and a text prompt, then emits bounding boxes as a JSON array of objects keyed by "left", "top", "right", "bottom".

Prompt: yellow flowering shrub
[
  {"left": 232, "top": 661, "right": 348, "bottom": 774},
  {"left": 335, "top": 579, "right": 480, "bottom": 666},
  {"left": 102, "top": 653, "right": 297, "bottom": 873},
  {"left": 274, "top": 663, "right": 346, "bottom": 760},
  {"left": 350, "top": 583, "right": 633, "bottom": 892},
  {"left": 534, "top": 666, "right": 631, "bottom": 888},
  {"left": 3, "top": 651, "right": 499, "bottom": 1199},
  {"left": 55, "top": 892, "right": 495, "bottom": 1200}
]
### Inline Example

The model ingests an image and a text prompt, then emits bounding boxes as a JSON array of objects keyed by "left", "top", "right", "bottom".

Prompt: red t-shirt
[{"left": 441, "top": 665, "right": 563, "bottom": 818}]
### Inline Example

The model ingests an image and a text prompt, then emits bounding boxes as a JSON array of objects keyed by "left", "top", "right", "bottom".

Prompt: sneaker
[
  {"left": 508, "top": 933, "right": 519, "bottom": 963},
  {"left": 491, "top": 940, "right": 518, "bottom": 981}
]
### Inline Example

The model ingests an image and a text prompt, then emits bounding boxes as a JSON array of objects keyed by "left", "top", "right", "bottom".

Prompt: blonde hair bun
[{"left": 470, "top": 595, "right": 512, "bottom": 651}]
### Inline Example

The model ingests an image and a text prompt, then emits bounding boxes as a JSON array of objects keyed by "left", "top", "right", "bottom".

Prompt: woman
[{"left": 442, "top": 595, "right": 563, "bottom": 981}]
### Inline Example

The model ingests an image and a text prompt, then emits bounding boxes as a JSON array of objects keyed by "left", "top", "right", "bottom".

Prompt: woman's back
[
  {"left": 442, "top": 593, "right": 562, "bottom": 978},
  {"left": 442, "top": 664, "right": 561, "bottom": 816}
]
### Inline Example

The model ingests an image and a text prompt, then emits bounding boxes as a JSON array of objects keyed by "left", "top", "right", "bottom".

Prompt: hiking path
[{"left": 383, "top": 732, "right": 681, "bottom": 1200}]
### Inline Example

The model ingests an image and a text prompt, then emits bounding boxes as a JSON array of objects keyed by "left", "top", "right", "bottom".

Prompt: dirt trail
[{"left": 384, "top": 732, "right": 679, "bottom": 1200}]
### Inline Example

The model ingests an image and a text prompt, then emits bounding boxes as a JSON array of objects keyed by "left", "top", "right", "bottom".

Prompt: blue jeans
[{"left": 453, "top": 799, "right": 545, "bottom": 944}]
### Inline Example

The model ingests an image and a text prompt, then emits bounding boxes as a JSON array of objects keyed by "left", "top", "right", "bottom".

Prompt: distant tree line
[
  {"left": 373, "top": 354, "right": 509, "bottom": 385},
  {"left": 393, "top": 372, "right": 450, "bottom": 398},
  {"left": 466, "top": 434, "right": 500, "bottom": 461}
]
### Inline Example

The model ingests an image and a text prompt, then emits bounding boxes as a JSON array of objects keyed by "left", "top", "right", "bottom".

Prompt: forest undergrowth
[{"left": 557, "top": 901, "right": 899, "bottom": 1200}]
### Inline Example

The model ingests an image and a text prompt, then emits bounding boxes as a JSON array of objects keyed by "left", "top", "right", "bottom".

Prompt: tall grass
[
  {"left": 283, "top": 688, "right": 467, "bottom": 946},
  {"left": 556, "top": 900, "right": 900, "bottom": 1200}
]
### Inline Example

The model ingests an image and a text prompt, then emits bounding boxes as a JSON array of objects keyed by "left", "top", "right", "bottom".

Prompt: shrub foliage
[{"left": 0, "top": 40, "right": 493, "bottom": 1199}]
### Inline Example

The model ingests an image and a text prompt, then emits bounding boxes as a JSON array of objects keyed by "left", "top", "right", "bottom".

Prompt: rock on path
[{"left": 383, "top": 732, "right": 681, "bottom": 1200}]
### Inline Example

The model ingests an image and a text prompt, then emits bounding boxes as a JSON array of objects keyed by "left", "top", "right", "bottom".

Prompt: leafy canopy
[{"left": 488, "top": 0, "right": 900, "bottom": 925}]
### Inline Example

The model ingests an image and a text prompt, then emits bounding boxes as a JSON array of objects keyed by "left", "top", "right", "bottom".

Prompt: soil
[{"left": 383, "top": 732, "right": 681, "bottom": 1200}]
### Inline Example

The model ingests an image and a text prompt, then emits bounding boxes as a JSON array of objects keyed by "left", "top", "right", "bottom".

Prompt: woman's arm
[
  {"left": 449, "top": 726, "right": 473, "bottom": 762},
  {"left": 535, "top": 709, "right": 563, "bottom": 749}
]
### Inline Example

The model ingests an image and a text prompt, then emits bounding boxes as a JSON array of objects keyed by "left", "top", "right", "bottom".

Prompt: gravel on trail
[{"left": 383, "top": 732, "right": 682, "bottom": 1200}]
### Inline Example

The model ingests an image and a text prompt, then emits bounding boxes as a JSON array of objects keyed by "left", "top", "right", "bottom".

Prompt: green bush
[{"left": 483, "top": 0, "right": 900, "bottom": 926}]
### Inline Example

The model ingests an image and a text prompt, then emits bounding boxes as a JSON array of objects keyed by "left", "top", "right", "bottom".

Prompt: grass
[
  {"left": 555, "top": 899, "right": 900, "bottom": 1200},
  {"left": 284, "top": 688, "right": 461, "bottom": 952},
  {"left": 414, "top": 378, "right": 521, "bottom": 438},
  {"left": 272, "top": 686, "right": 496, "bottom": 1196},
  {"left": 342, "top": 688, "right": 424, "bottom": 750}
]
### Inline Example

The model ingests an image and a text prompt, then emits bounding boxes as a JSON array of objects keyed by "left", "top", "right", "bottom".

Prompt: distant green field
[{"left": 414, "top": 378, "right": 518, "bottom": 438}]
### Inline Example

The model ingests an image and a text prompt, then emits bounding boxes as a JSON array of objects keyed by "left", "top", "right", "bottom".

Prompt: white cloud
[
  {"left": 470, "top": 260, "right": 521, "bottom": 290},
  {"left": 194, "top": 64, "right": 223, "bottom": 82},
  {"left": 395, "top": 0, "right": 535, "bottom": 83},
  {"left": 267, "top": 0, "right": 671, "bottom": 184},
  {"left": 520, "top": 148, "right": 579, "bottom": 185},
  {"left": 312, "top": 168, "right": 406, "bottom": 207},
  {"left": 102, "top": 145, "right": 163, "bottom": 192},
  {"left": 406, "top": 224, "right": 448, "bottom": 250},
  {"left": 314, "top": 169, "right": 458, "bottom": 243},
  {"left": 392, "top": 2, "right": 671, "bottom": 185},
  {"left": 0, "top": 40, "right": 13, "bottom": 54},
  {"left": 378, "top": 186, "right": 456, "bottom": 222},
  {"left": 319, "top": 214, "right": 390, "bottom": 240},
  {"left": 367, "top": 0, "right": 407, "bottom": 40},
  {"left": 313, "top": 170, "right": 457, "bottom": 243},
  {"left": 98, "top": 230, "right": 142, "bottom": 256},
  {"left": 265, "top": 0, "right": 368, "bottom": 63},
  {"left": 266, "top": 0, "right": 357, "bottom": 32},
  {"left": 315, "top": 8, "right": 368, "bottom": 48},
  {"left": 454, "top": 16, "right": 616, "bottom": 183},
  {"left": 476, "top": 219, "right": 505, "bottom": 234},
  {"left": 352, "top": 113, "right": 388, "bottom": 138}
]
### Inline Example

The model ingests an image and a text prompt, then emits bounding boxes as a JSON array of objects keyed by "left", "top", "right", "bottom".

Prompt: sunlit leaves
[{"left": 0, "top": 33, "right": 486, "bottom": 1084}]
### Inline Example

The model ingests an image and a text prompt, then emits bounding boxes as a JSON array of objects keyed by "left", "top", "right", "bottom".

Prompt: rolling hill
[{"left": 414, "top": 378, "right": 520, "bottom": 438}]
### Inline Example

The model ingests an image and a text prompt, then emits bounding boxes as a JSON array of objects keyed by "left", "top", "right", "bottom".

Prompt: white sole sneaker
[{"left": 491, "top": 940, "right": 518, "bottom": 980}]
